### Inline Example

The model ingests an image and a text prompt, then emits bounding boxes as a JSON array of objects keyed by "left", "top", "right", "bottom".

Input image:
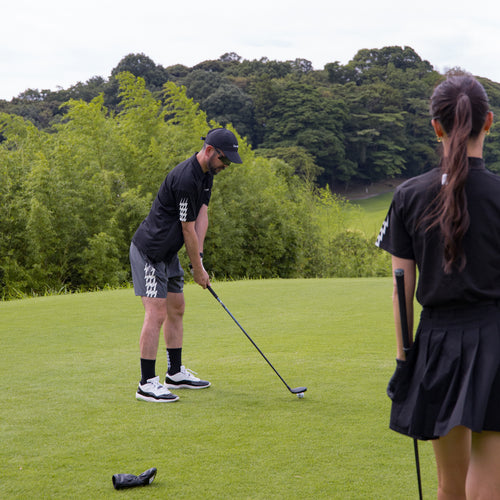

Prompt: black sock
[
  {"left": 140, "top": 358, "right": 156, "bottom": 385},
  {"left": 167, "top": 348, "right": 182, "bottom": 375}
]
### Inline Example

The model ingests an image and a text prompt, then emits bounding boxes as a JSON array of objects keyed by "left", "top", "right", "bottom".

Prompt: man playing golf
[{"left": 130, "top": 128, "right": 242, "bottom": 402}]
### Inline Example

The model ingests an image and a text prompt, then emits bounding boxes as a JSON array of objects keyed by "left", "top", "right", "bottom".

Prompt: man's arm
[
  {"left": 195, "top": 204, "right": 209, "bottom": 254},
  {"left": 182, "top": 220, "right": 210, "bottom": 288}
]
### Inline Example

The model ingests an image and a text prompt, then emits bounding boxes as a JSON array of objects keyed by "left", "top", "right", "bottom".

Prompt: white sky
[{"left": 1, "top": 0, "right": 499, "bottom": 101}]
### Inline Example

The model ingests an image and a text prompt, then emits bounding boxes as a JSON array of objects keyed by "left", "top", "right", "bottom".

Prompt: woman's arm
[{"left": 391, "top": 256, "right": 416, "bottom": 360}]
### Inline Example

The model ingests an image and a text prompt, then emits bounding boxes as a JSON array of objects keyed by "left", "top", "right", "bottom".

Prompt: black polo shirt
[
  {"left": 132, "top": 154, "right": 213, "bottom": 262},
  {"left": 376, "top": 158, "right": 500, "bottom": 307}
]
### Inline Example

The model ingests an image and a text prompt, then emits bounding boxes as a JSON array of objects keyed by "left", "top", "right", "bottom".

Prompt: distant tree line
[
  {"left": 0, "top": 74, "right": 389, "bottom": 299},
  {"left": 3, "top": 46, "right": 500, "bottom": 188}
]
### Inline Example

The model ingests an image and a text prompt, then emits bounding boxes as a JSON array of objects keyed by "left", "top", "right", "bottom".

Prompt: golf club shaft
[
  {"left": 394, "top": 269, "right": 423, "bottom": 500},
  {"left": 207, "top": 285, "right": 296, "bottom": 393},
  {"left": 413, "top": 439, "right": 423, "bottom": 500}
]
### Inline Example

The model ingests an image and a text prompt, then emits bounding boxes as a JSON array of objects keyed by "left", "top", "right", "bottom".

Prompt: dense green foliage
[
  {"left": 4, "top": 47, "right": 500, "bottom": 186},
  {"left": 0, "top": 74, "right": 389, "bottom": 299},
  {"left": 5, "top": 46, "right": 500, "bottom": 298}
]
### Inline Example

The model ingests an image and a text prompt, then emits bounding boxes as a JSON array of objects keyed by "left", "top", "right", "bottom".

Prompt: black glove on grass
[{"left": 112, "top": 467, "right": 157, "bottom": 490}]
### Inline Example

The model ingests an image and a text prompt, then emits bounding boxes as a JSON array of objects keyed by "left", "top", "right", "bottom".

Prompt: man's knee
[
  {"left": 143, "top": 298, "right": 168, "bottom": 326},
  {"left": 167, "top": 293, "right": 185, "bottom": 318}
]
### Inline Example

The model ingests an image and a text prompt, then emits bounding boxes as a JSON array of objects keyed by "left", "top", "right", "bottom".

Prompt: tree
[
  {"left": 343, "top": 46, "right": 434, "bottom": 85},
  {"left": 342, "top": 82, "right": 407, "bottom": 181},
  {"left": 290, "top": 58, "right": 314, "bottom": 73},
  {"left": 255, "top": 145, "right": 322, "bottom": 184},
  {"left": 203, "top": 83, "right": 255, "bottom": 140},
  {"left": 181, "top": 70, "right": 255, "bottom": 141},
  {"left": 111, "top": 53, "right": 169, "bottom": 90},
  {"left": 219, "top": 52, "right": 242, "bottom": 63},
  {"left": 260, "top": 80, "right": 348, "bottom": 183}
]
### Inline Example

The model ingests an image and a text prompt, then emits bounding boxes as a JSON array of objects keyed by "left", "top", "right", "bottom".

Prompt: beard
[{"left": 207, "top": 153, "right": 224, "bottom": 175}]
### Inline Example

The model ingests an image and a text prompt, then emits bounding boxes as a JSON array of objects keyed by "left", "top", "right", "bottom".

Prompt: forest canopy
[{"left": 3, "top": 46, "right": 500, "bottom": 187}]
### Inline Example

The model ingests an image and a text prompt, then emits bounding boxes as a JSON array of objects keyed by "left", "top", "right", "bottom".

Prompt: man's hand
[
  {"left": 192, "top": 265, "right": 210, "bottom": 289},
  {"left": 189, "top": 255, "right": 210, "bottom": 289}
]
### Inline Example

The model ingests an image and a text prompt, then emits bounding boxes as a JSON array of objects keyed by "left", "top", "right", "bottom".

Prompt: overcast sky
[{"left": 1, "top": 0, "right": 499, "bottom": 101}]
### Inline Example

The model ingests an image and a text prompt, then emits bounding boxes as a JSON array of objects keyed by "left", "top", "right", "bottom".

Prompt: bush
[
  {"left": 81, "top": 232, "right": 126, "bottom": 288},
  {"left": 329, "top": 230, "right": 391, "bottom": 277}
]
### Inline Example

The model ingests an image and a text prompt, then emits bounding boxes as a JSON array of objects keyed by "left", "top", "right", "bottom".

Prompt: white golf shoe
[
  {"left": 165, "top": 366, "right": 211, "bottom": 389},
  {"left": 136, "top": 376, "right": 179, "bottom": 402}
]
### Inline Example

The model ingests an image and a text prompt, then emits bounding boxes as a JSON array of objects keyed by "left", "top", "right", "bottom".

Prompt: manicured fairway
[
  {"left": 345, "top": 192, "right": 393, "bottom": 236},
  {"left": 0, "top": 279, "right": 436, "bottom": 498}
]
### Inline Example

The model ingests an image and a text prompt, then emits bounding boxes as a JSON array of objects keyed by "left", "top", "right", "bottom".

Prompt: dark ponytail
[{"left": 424, "top": 75, "right": 489, "bottom": 273}]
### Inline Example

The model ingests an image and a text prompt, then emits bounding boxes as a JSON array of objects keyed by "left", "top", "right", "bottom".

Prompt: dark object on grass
[{"left": 112, "top": 467, "right": 157, "bottom": 490}]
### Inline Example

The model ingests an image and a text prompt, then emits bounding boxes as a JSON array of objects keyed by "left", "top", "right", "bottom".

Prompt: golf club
[
  {"left": 395, "top": 268, "right": 423, "bottom": 500},
  {"left": 207, "top": 285, "right": 307, "bottom": 397}
]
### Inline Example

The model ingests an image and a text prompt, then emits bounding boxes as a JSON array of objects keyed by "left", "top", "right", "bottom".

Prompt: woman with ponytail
[{"left": 377, "top": 75, "right": 500, "bottom": 499}]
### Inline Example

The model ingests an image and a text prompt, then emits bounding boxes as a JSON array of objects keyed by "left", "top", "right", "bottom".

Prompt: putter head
[{"left": 291, "top": 387, "right": 307, "bottom": 394}]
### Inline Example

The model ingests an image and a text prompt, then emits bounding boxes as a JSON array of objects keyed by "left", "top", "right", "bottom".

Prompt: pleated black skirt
[{"left": 388, "top": 302, "right": 500, "bottom": 441}]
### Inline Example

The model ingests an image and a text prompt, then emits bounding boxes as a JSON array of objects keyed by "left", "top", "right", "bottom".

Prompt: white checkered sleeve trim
[
  {"left": 376, "top": 215, "right": 389, "bottom": 247},
  {"left": 179, "top": 198, "right": 188, "bottom": 222}
]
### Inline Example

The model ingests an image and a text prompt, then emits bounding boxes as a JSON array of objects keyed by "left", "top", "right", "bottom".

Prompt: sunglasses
[{"left": 213, "top": 147, "right": 231, "bottom": 166}]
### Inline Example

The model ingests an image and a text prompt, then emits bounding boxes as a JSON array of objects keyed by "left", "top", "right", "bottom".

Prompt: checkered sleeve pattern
[{"left": 179, "top": 198, "right": 188, "bottom": 222}]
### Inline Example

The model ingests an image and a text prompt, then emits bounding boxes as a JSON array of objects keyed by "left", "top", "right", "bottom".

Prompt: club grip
[{"left": 394, "top": 268, "right": 411, "bottom": 353}]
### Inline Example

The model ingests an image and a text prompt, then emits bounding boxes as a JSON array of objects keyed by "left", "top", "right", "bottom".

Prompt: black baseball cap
[{"left": 201, "top": 128, "right": 242, "bottom": 164}]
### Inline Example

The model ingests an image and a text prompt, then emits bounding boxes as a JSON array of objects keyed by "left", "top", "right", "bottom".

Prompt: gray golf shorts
[{"left": 129, "top": 242, "right": 184, "bottom": 298}]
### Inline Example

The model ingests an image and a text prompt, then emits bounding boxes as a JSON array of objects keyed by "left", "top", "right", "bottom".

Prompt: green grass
[
  {"left": 1, "top": 279, "right": 436, "bottom": 499},
  {"left": 344, "top": 192, "right": 393, "bottom": 236}
]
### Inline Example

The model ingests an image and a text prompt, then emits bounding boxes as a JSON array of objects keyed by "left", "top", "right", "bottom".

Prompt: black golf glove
[
  {"left": 112, "top": 467, "right": 157, "bottom": 490},
  {"left": 386, "top": 358, "right": 406, "bottom": 400}
]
